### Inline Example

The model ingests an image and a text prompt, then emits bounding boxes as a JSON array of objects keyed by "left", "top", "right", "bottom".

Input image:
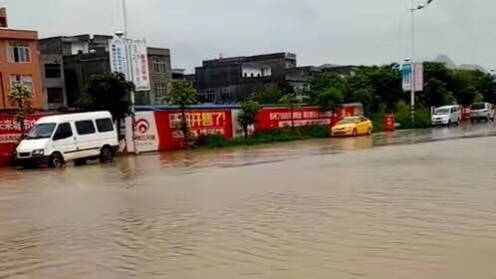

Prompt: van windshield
[
  {"left": 434, "top": 108, "right": 450, "bottom": 115},
  {"left": 26, "top": 123, "right": 56, "bottom": 140}
]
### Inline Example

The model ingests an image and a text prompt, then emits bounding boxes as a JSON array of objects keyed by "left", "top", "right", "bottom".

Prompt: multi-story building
[
  {"left": 147, "top": 47, "right": 172, "bottom": 104},
  {"left": 39, "top": 34, "right": 172, "bottom": 108},
  {"left": 0, "top": 9, "right": 44, "bottom": 111},
  {"left": 195, "top": 52, "right": 297, "bottom": 103}
]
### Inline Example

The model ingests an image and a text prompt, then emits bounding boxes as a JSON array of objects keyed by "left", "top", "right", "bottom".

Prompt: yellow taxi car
[{"left": 331, "top": 116, "right": 373, "bottom": 137}]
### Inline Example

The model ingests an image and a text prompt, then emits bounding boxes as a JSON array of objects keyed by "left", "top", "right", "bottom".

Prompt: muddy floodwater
[{"left": 1, "top": 125, "right": 496, "bottom": 279}]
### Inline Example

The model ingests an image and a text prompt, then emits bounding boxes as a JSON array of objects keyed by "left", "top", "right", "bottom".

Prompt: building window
[
  {"left": 8, "top": 42, "right": 31, "bottom": 63},
  {"left": 155, "top": 82, "right": 167, "bottom": 99},
  {"left": 206, "top": 90, "right": 216, "bottom": 103},
  {"left": 44, "top": 63, "right": 62, "bottom": 78},
  {"left": 152, "top": 56, "right": 167, "bottom": 73},
  {"left": 10, "top": 75, "right": 33, "bottom": 92},
  {"left": 46, "top": 88, "right": 64, "bottom": 104}
]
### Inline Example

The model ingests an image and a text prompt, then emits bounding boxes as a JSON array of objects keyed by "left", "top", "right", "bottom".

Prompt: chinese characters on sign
[
  {"left": 109, "top": 38, "right": 128, "bottom": 79},
  {"left": 109, "top": 37, "right": 150, "bottom": 91},
  {"left": 269, "top": 111, "right": 326, "bottom": 120},
  {"left": 130, "top": 39, "right": 150, "bottom": 92},
  {"left": 0, "top": 119, "right": 37, "bottom": 144},
  {"left": 169, "top": 112, "right": 227, "bottom": 139},
  {"left": 0, "top": 119, "right": 36, "bottom": 132}
]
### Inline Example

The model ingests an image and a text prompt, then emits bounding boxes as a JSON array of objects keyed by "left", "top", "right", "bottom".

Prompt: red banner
[
  {"left": 255, "top": 108, "right": 331, "bottom": 131},
  {"left": 155, "top": 110, "right": 233, "bottom": 151},
  {"left": 0, "top": 114, "right": 50, "bottom": 166},
  {"left": 255, "top": 105, "right": 362, "bottom": 131}
]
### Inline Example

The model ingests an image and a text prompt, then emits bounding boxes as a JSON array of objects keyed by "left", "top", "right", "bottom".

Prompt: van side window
[
  {"left": 75, "top": 120, "right": 96, "bottom": 135},
  {"left": 95, "top": 118, "right": 114, "bottom": 133},
  {"left": 53, "top": 123, "right": 73, "bottom": 140}
]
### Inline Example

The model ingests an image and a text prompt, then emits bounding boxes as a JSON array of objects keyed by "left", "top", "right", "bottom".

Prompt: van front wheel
[
  {"left": 99, "top": 146, "right": 114, "bottom": 164},
  {"left": 49, "top": 153, "right": 65, "bottom": 168}
]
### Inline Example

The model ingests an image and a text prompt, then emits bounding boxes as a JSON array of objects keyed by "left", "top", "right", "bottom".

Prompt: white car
[
  {"left": 431, "top": 105, "right": 461, "bottom": 126},
  {"left": 16, "top": 111, "right": 119, "bottom": 168},
  {"left": 470, "top": 103, "right": 495, "bottom": 123}
]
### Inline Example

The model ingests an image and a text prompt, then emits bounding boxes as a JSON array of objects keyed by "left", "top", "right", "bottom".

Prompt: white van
[
  {"left": 15, "top": 111, "right": 119, "bottom": 168},
  {"left": 431, "top": 105, "right": 461, "bottom": 126},
  {"left": 470, "top": 103, "right": 495, "bottom": 123}
]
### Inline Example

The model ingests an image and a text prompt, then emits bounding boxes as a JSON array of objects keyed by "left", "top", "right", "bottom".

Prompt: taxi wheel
[{"left": 352, "top": 129, "right": 358, "bottom": 137}]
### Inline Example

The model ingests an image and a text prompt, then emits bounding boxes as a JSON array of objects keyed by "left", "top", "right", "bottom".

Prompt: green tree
[
  {"left": 307, "top": 72, "right": 344, "bottom": 101},
  {"left": 9, "top": 84, "right": 34, "bottom": 138},
  {"left": 278, "top": 82, "right": 298, "bottom": 131},
  {"left": 457, "top": 87, "right": 477, "bottom": 107},
  {"left": 77, "top": 72, "right": 133, "bottom": 128},
  {"left": 251, "top": 86, "right": 284, "bottom": 104},
  {"left": 343, "top": 72, "right": 372, "bottom": 103},
  {"left": 314, "top": 87, "right": 344, "bottom": 112},
  {"left": 353, "top": 88, "right": 373, "bottom": 116},
  {"left": 423, "top": 78, "right": 449, "bottom": 108},
  {"left": 474, "top": 92, "right": 484, "bottom": 103},
  {"left": 166, "top": 80, "right": 197, "bottom": 146},
  {"left": 237, "top": 100, "right": 260, "bottom": 138},
  {"left": 359, "top": 64, "right": 402, "bottom": 112},
  {"left": 473, "top": 71, "right": 496, "bottom": 104}
]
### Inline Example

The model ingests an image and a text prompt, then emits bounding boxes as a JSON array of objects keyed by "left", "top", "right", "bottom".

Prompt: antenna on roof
[{"left": 219, "top": 52, "right": 224, "bottom": 59}]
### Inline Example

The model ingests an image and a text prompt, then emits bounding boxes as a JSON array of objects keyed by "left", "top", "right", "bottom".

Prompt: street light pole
[
  {"left": 121, "top": 0, "right": 139, "bottom": 154},
  {"left": 407, "top": 0, "right": 435, "bottom": 122},
  {"left": 409, "top": 0, "right": 416, "bottom": 122},
  {"left": 121, "top": 0, "right": 134, "bottom": 115}
]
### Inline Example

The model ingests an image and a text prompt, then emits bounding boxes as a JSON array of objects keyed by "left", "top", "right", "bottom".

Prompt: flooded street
[{"left": 2, "top": 124, "right": 496, "bottom": 279}]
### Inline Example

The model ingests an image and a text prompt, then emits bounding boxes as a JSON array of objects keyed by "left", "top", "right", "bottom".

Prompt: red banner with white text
[{"left": 0, "top": 115, "right": 51, "bottom": 166}]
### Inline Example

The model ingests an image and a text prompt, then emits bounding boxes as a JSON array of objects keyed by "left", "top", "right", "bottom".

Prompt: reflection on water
[{"left": 2, "top": 125, "right": 496, "bottom": 278}]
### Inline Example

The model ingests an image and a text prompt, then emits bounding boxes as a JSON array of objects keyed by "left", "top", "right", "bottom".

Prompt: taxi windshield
[{"left": 338, "top": 118, "right": 358, "bottom": 125}]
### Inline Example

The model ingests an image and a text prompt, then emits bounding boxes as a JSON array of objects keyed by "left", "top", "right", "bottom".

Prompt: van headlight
[{"left": 32, "top": 149, "right": 45, "bottom": 156}]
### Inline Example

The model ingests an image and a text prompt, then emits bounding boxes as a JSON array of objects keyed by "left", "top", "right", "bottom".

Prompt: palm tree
[{"left": 8, "top": 84, "right": 34, "bottom": 137}]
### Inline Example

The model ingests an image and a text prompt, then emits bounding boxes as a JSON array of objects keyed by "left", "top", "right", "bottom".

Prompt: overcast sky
[{"left": 6, "top": 0, "right": 496, "bottom": 72}]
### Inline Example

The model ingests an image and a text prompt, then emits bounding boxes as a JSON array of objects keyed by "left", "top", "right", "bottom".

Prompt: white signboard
[
  {"left": 414, "top": 62, "right": 424, "bottom": 92},
  {"left": 129, "top": 39, "right": 151, "bottom": 92},
  {"left": 109, "top": 38, "right": 129, "bottom": 79},
  {"left": 125, "top": 112, "right": 159, "bottom": 153}
]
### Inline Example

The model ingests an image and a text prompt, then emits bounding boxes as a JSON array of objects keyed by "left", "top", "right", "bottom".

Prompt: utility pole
[
  {"left": 121, "top": 0, "right": 139, "bottom": 154},
  {"left": 409, "top": 0, "right": 415, "bottom": 122}
]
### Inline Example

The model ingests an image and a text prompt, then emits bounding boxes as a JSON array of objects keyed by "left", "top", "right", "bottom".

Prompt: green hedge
[{"left": 196, "top": 125, "right": 330, "bottom": 149}]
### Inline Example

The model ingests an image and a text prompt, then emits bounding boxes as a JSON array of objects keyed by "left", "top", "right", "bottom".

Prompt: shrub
[
  {"left": 195, "top": 125, "right": 330, "bottom": 149},
  {"left": 396, "top": 101, "right": 431, "bottom": 129}
]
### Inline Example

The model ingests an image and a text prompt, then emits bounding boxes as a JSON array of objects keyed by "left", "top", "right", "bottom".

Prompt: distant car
[
  {"left": 431, "top": 105, "right": 461, "bottom": 126},
  {"left": 470, "top": 103, "right": 495, "bottom": 123},
  {"left": 331, "top": 116, "right": 373, "bottom": 137}
]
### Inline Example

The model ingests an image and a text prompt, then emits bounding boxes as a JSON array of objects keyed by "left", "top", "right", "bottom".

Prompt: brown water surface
[{"left": 1, "top": 127, "right": 496, "bottom": 278}]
